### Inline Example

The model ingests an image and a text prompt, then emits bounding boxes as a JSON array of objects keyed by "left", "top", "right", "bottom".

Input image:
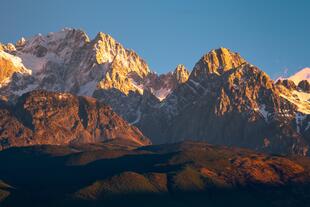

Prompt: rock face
[
  {"left": 298, "top": 80, "right": 310, "bottom": 93},
  {"left": 276, "top": 79, "right": 297, "bottom": 91},
  {"left": 0, "top": 90, "right": 150, "bottom": 150},
  {"left": 93, "top": 32, "right": 150, "bottom": 95}
]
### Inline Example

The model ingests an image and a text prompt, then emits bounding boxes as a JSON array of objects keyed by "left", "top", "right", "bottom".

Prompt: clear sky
[{"left": 1, "top": 0, "right": 309, "bottom": 78}]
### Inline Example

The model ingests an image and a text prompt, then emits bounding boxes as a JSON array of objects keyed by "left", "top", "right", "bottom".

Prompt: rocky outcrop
[
  {"left": 276, "top": 79, "right": 297, "bottom": 90},
  {"left": 0, "top": 90, "right": 150, "bottom": 150},
  {"left": 298, "top": 80, "right": 310, "bottom": 93}
]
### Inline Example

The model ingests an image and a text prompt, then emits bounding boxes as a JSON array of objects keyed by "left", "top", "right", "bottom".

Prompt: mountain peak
[
  {"left": 94, "top": 32, "right": 115, "bottom": 42},
  {"left": 288, "top": 68, "right": 310, "bottom": 85},
  {"left": 190, "top": 47, "right": 246, "bottom": 80},
  {"left": 16, "top": 37, "right": 27, "bottom": 47},
  {"left": 91, "top": 32, "right": 150, "bottom": 76},
  {"left": 173, "top": 64, "right": 189, "bottom": 84},
  {"left": 15, "top": 28, "right": 90, "bottom": 65},
  {"left": 91, "top": 32, "right": 150, "bottom": 95},
  {"left": 21, "top": 28, "right": 90, "bottom": 48}
]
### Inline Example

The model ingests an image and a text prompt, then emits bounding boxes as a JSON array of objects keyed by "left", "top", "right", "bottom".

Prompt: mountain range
[
  {"left": 0, "top": 28, "right": 310, "bottom": 207},
  {"left": 0, "top": 28, "right": 309, "bottom": 156}
]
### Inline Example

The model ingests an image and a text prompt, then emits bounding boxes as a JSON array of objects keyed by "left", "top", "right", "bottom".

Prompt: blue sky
[{"left": 1, "top": 0, "right": 309, "bottom": 78}]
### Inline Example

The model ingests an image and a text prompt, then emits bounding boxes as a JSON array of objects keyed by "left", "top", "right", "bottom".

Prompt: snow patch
[
  {"left": 280, "top": 92, "right": 310, "bottom": 114},
  {"left": 17, "top": 52, "right": 63, "bottom": 74},
  {"left": 292, "top": 90, "right": 310, "bottom": 102},
  {"left": 153, "top": 87, "right": 172, "bottom": 101},
  {"left": 130, "top": 107, "right": 141, "bottom": 125}
]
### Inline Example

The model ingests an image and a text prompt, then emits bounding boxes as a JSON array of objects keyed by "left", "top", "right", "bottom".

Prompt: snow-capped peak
[
  {"left": 0, "top": 28, "right": 152, "bottom": 98},
  {"left": 288, "top": 68, "right": 310, "bottom": 85},
  {"left": 19, "top": 28, "right": 89, "bottom": 55}
]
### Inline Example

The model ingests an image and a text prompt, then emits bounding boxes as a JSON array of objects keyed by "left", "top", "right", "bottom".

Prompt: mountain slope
[
  {"left": 0, "top": 90, "right": 150, "bottom": 150},
  {"left": 1, "top": 141, "right": 310, "bottom": 207}
]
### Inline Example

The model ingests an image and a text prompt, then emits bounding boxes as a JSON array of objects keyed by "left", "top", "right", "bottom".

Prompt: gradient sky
[{"left": 1, "top": 0, "right": 309, "bottom": 78}]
